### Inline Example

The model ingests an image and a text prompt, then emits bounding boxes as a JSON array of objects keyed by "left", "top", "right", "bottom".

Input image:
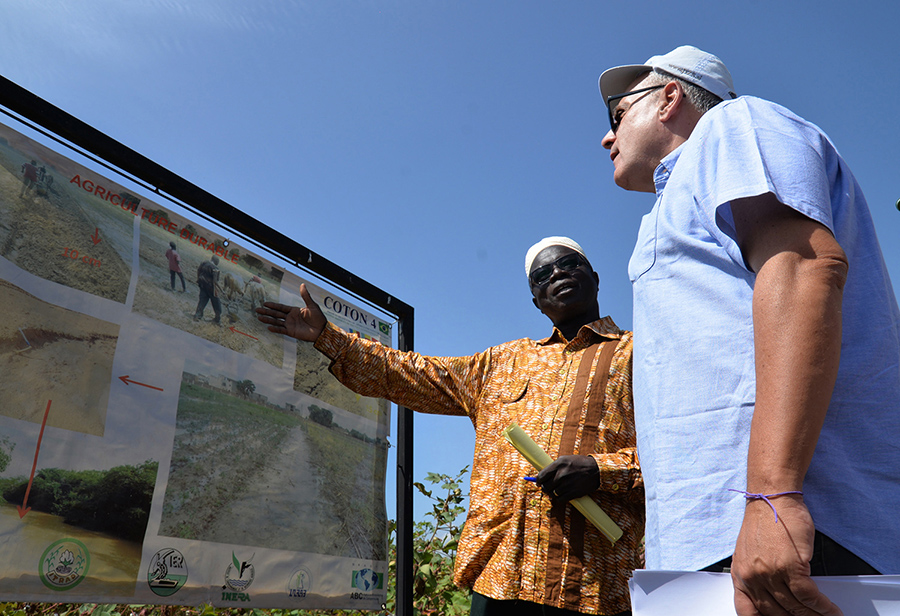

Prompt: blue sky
[{"left": 3, "top": 1, "right": 899, "bottom": 521}]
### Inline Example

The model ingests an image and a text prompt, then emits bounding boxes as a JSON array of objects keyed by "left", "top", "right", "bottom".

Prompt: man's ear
[
  {"left": 532, "top": 296, "right": 543, "bottom": 313},
  {"left": 658, "top": 81, "right": 685, "bottom": 123}
]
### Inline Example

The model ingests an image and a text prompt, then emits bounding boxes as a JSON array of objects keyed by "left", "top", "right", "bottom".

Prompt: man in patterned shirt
[{"left": 257, "top": 237, "right": 642, "bottom": 616}]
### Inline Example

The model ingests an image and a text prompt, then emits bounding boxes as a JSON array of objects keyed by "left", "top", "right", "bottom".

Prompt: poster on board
[{"left": 0, "top": 120, "right": 391, "bottom": 610}]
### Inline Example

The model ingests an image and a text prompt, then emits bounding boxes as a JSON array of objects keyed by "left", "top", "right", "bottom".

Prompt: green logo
[{"left": 40, "top": 538, "right": 90, "bottom": 591}]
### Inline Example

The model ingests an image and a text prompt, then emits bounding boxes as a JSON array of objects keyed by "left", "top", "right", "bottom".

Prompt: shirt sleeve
[
  {"left": 690, "top": 97, "right": 837, "bottom": 271},
  {"left": 591, "top": 449, "right": 642, "bottom": 496},
  {"left": 314, "top": 321, "right": 490, "bottom": 418}
]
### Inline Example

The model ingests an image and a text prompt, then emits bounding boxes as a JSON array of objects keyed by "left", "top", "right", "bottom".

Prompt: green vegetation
[
  {"left": 0, "top": 436, "right": 13, "bottom": 473},
  {"left": 307, "top": 405, "right": 333, "bottom": 428},
  {"left": 0, "top": 461, "right": 158, "bottom": 542},
  {"left": 236, "top": 379, "right": 256, "bottom": 397},
  {"left": 0, "top": 467, "right": 471, "bottom": 616},
  {"left": 408, "top": 467, "right": 471, "bottom": 615}
]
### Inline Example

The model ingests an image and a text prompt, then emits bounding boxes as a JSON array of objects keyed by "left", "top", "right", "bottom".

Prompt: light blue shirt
[{"left": 630, "top": 96, "right": 900, "bottom": 572}]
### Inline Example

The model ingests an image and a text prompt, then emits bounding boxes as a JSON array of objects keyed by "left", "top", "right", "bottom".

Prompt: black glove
[{"left": 535, "top": 455, "right": 600, "bottom": 502}]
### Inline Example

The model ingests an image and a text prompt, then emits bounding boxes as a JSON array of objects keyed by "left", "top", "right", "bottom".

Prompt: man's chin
[
  {"left": 614, "top": 170, "right": 655, "bottom": 194},
  {"left": 611, "top": 165, "right": 631, "bottom": 190}
]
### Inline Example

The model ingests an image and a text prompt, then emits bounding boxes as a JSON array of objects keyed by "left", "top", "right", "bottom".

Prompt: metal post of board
[{"left": 395, "top": 312, "right": 414, "bottom": 616}]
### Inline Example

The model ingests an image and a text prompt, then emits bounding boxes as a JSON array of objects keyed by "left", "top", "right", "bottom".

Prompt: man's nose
[
  {"left": 547, "top": 263, "right": 570, "bottom": 282},
  {"left": 601, "top": 129, "right": 615, "bottom": 150}
]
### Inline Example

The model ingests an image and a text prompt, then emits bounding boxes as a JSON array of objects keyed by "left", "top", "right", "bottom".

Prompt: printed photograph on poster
[
  {"left": 159, "top": 359, "right": 388, "bottom": 560},
  {"left": 282, "top": 283, "right": 391, "bottom": 426},
  {"left": 0, "top": 431, "right": 158, "bottom": 596},
  {"left": 295, "top": 340, "right": 389, "bottom": 423},
  {"left": 132, "top": 206, "right": 286, "bottom": 368},
  {"left": 0, "top": 278, "right": 118, "bottom": 436},
  {"left": 0, "top": 123, "right": 134, "bottom": 304}
]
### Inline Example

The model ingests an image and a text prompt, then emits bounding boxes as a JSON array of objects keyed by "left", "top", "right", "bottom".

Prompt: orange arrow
[
  {"left": 229, "top": 326, "right": 259, "bottom": 341},
  {"left": 18, "top": 400, "right": 51, "bottom": 518},
  {"left": 90, "top": 228, "right": 102, "bottom": 245},
  {"left": 118, "top": 375, "right": 164, "bottom": 391}
]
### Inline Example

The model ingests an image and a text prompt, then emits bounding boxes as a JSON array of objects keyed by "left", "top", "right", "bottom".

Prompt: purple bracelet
[{"left": 728, "top": 489, "right": 803, "bottom": 523}]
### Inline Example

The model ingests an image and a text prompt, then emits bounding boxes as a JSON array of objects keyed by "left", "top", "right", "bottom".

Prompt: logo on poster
[
  {"left": 39, "top": 538, "right": 90, "bottom": 591},
  {"left": 351, "top": 568, "right": 383, "bottom": 592},
  {"left": 148, "top": 548, "right": 188, "bottom": 597},
  {"left": 287, "top": 567, "right": 312, "bottom": 598},
  {"left": 222, "top": 551, "right": 254, "bottom": 602}
]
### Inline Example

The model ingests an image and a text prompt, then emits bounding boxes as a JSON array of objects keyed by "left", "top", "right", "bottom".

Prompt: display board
[{"left": 0, "top": 120, "right": 391, "bottom": 610}]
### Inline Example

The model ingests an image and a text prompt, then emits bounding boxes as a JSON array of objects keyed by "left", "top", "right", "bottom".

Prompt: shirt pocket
[
  {"left": 495, "top": 378, "right": 538, "bottom": 438},
  {"left": 628, "top": 204, "right": 660, "bottom": 281},
  {"left": 497, "top": 377, "right": 528, "bottom": 404}
]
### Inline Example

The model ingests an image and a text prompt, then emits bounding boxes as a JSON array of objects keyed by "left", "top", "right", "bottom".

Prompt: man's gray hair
[{"left": 645, "top": 68, "right": 723, "bottom": 114}]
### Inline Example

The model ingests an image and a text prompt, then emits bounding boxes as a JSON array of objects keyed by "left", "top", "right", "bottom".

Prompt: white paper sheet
[{"left": 630, "top": 570, "right": 900, "bottom": 616}]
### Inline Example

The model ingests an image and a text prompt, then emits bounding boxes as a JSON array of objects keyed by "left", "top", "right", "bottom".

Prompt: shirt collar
[
  {"left": 539, "top": 316, "right": 623, "bottom": 347},
  {"left": 654, "top": 143, "right": 686, "bottom": 196}
]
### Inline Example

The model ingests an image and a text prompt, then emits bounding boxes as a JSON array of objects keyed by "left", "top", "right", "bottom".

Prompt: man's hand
[
  {"left": 255, "top": 283, "right": 326, "bottom": 342},
  {"left": 732, "top": 495, "right": 842, "bottom": 616},
  {"left": 534, "top": 455, "right": 599, "bottom": 502}
]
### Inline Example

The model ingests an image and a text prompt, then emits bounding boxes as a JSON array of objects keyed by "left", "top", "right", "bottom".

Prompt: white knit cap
[{"left": 524, "top": 236, "right": 587, "bottom": 277}]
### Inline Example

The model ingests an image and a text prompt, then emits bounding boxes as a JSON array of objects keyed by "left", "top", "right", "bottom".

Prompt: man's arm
[
  {"left": 257, "top": 284, "right": 482, "bottom": 417},
  {"left": 730, "top": 192, "right": 848, "bottom": 616}
]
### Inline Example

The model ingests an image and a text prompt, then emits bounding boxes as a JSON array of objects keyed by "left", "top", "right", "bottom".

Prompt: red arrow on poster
[
  {"left": 229, "top": 326, "right": 259, "bottom": 341},
  {"left": 90, "top": 228, "right": 102, "bottom": 245},
  {"left": 118, "top": 375, "right": 164, "bottom": 391},
  {"left": 18, "top": 400, "right": 51, "bottom": 519}
]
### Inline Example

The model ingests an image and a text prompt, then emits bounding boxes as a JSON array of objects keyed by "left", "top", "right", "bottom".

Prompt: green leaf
[{"left": 417, "top": 550, "right": 433, "bottom": 564}]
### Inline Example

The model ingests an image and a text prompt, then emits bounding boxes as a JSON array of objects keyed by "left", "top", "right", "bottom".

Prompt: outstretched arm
[
  {"left": 256, "top": 283, "right": 327, "bottom": 342},
  {"left": 258, "top": 283, "right": 484, "bottom": 418},
  {"left": 730, "top": 193, "right": 847, "bottom": 616}
]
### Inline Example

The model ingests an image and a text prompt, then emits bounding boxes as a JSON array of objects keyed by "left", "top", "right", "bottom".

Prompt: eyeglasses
[
  {"left": 529, "top": 253, "right": 586, "bottom": 286},
  {"left": 606, "top": 85, "right": 664, "bottom": 133}
]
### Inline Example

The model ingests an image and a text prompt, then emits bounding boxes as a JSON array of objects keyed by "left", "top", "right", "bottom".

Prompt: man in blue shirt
[{"left": 598, "top": 45, "right": 900, "bottom": 616}]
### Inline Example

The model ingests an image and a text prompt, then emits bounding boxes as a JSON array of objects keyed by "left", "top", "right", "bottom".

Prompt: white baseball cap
[{"left": 599, "top": 45, "right": 736, "bottom": 106}]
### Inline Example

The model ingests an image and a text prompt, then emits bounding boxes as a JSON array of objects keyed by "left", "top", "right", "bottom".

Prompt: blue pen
[{"left": 523, "top": 476, "right": 537, "bottom": 482}]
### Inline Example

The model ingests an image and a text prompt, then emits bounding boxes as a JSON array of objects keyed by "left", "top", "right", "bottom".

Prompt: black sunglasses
[
  {"left": 606, "top": 85, "right": 664, "bottom": 133},
  {"left": 529, "top": 253, "right": 586, "bottom": 286}
]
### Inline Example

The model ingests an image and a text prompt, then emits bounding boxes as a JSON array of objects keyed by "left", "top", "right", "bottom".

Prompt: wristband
[{"left": 728, "top": 489, "right": 803, "bottom": 523}]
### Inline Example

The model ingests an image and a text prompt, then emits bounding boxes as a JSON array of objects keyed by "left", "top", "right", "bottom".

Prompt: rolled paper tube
[{"left": 503, "top": 422, "right": 623, "bottom": 544}]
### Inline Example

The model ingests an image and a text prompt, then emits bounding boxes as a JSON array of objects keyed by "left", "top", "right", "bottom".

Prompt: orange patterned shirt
[{"left": 315, "top": 317, "right": 642, "bottom": 615}]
